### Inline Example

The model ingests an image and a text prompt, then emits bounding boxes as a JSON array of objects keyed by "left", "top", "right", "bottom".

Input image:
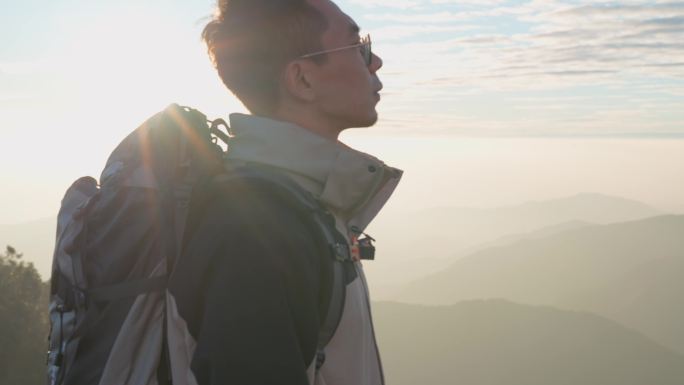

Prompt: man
[{"left": 169, "top": 0, "right": 402, "bottom": 384}]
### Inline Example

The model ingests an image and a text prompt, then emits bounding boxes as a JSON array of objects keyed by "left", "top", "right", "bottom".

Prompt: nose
[{"left": 369, "top": 52, "right": 382, "bottom": 73}]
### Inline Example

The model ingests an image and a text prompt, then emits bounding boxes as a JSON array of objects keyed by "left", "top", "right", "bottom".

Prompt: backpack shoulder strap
[{"left": 214, "top": 164, "right": 351, "bottom": 369}]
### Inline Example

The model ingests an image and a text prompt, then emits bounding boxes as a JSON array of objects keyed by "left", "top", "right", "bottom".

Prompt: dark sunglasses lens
[{"left": 365, "top": 43, "right": 372, "bottom": 65}]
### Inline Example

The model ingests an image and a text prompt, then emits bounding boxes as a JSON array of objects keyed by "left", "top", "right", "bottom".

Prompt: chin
[
  {"left": 365, "top": 113, "right": 379, "bottom": 127},
  {"left": 354, "top": 109, "right": 379, "bottom": 128},
  {"left": 334, "top": 106, "right": 379, "bottom": 129}
]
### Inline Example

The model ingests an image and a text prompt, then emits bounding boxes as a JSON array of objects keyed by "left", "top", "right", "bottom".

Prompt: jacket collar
[{"left": 225, "top": 113, "right": 402, "bottom": 231}]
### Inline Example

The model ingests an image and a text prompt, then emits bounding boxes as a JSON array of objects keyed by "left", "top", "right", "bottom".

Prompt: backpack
[{"left": 46, "top": 104, "right": 358, "bottom": 385}]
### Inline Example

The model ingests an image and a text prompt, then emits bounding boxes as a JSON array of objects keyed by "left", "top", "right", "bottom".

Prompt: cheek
[
  {"left": 314, "top": 61, "right": 373, "bottom": 107},
  {"left": 325, "top": 81, "right": 371, "bottom": 113},
  {"left": 333, "top": 71, "right": 373, "bottom": 102},
  {"left": 324, "top": 58, "right": 371, "bottom": 86}
]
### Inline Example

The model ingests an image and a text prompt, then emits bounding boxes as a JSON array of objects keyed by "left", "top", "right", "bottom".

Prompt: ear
[{"left": 281, "top": 60, "right": 316, "bottom": 102}]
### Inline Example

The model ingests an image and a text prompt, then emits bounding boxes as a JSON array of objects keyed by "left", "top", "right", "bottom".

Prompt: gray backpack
[{"left": 47, "top": 104, "right": 361, "bottom": 385}]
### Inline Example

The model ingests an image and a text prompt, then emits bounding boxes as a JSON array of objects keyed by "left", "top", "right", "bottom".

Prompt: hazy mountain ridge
[
  {"left": 488, "top": 219, "right": 593, "bottom": 246},
  {"left": 368, "top": 220, "right": 595, "bottom": 299},
  {"left": 395, "top": 214, "right": 684, "bottom": 303},
  {"left": 364, "top": 193, "right": 662, "bottom": 287},
  {"left": 374, "top": 300, "right": 684, "bottom": 385},
  {"left": 563, "top": 254, "right": 684, "bottom": 353},
  {"left": 392, "top": 214, "right": 684, "bottom": 353},
  {"left": 371, "top": 193, "right": 661, "bottom": 247}
]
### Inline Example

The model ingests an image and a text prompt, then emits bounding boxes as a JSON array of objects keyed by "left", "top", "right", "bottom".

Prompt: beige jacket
[{"left": 225, "top": 113, "right": 403, "bottom": 385}]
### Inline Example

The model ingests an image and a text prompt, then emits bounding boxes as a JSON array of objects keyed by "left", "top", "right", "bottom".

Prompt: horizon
[{"left": 2, "top": 189, "right": 683, "bottom": 227}]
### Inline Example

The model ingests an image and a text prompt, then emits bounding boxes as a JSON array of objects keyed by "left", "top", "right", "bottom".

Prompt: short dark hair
[{"left": 202, "top": 0, "right": 329, "bottom": 115}]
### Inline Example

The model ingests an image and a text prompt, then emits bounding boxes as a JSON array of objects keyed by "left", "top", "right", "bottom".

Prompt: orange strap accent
[{"left": 350, "top": 234, "right": 361, "bottom": 262}]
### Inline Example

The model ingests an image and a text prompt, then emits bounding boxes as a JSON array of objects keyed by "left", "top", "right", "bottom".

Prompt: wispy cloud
[
  {"left": 370, "top": 24, "right": 476, "bottom": 40},
  {"left": 365, "top": 11, "right": 492, "bottom": 23},
  {"left": 348, "top": 0, "right": 421, "bottom": 9},
  {"left": 353, "top": 0, "right": 684, "bottom": 135}
]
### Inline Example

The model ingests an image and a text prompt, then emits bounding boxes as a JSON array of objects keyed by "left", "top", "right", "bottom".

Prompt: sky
[{"left": 1, "top": 0, "right": 683, "bottom": 224}]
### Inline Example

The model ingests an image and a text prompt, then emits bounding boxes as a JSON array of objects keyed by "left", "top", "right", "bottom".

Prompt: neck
[{"left": 269, "top": 104, "right": 343, "bottom": 142}]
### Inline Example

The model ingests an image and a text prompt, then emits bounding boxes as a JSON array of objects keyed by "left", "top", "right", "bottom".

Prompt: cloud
[
  {"left": 365, "top": 12, "right": 456, "bottom": 23},
  {"left": 359, "top": 0, "right": 684, "bottom": 135},
  {"left": 364, "top": 11, "right": 493, "bottom": 23},
  {"left": 370, "top": 24, "right": 476, "bottom": 40},
  {"left": 429, "top": 0, "right": 509, "bottom": 5},
  {"left": 347, "top": 0, "right": 421, "bottom": 9},
  {"left": 395, "top": 1, "right": 684, "bottom": 86},
  {"left": 551, "top": 2, "right": 684, "bottom": 21}
]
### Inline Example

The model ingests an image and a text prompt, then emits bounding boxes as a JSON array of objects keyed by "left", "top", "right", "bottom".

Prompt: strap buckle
[
  {"left": 330, "top": 243, "right": 351, "bottom": 262},
  {"left": 315, "top": 349, "right": 326, "bottom": 371}
]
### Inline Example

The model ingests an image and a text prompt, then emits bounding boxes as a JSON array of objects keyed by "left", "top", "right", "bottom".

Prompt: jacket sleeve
[{"left": 177, "top": 186, "right": 325, "bottom": 385}]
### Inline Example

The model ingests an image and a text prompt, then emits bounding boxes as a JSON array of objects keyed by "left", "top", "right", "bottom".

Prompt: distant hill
[
  {"left": 374, "top": 300, "right": 684, "bottom": 385},
  {"left": 486, "top": 219, "right": 593, "bottom": 248},
  {"left": 370, "top": 192, "right": 662, "bottom": 257},
  {"left": 368, "top": 220, "right": 594, "bottom": 299},
  {"left": 392, "top": 215, "right": 684, "bottom": 353},
  {"left": 563, "top": 254, "right": 684, "bottom": 354},
  {"left": 0, "top": 217, "right": 55, "bottom": 279},
  {"left": 364, "top": 193, "right": 662, "bottom": 288}
]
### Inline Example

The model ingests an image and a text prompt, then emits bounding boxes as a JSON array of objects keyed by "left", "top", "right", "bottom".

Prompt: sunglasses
[{"left": 299, "top": 34, "right": 372, "bottom": 66}]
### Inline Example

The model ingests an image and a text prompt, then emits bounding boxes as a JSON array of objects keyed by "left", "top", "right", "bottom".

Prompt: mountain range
[
  {"left": 373, "top": 300, "right": 684, "bottom": 385},
  {"left": 391, "top": 215, "right": 684, "bottom": 353},
  {"left": 364, "top": 193, "right": 662, "bottom": 289}
]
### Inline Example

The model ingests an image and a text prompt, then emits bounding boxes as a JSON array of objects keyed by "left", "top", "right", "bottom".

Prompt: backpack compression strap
[{"left": 86, "top": 275, "right": 168, "bottom": 302}]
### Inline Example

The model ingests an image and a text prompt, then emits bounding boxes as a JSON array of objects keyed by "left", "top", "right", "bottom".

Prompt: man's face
[{"left": 306, "top": 0, "right": 383, "bottom": 130}]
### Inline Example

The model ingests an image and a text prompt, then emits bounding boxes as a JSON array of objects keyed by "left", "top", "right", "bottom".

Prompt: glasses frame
[{"left": 299, "top": 34, "right": 372, "bottom": 66}]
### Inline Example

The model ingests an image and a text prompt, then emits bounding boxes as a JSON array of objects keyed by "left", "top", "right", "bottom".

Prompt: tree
[{"left": 0, "top": 245, "right": 50, "bottom": 385}]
